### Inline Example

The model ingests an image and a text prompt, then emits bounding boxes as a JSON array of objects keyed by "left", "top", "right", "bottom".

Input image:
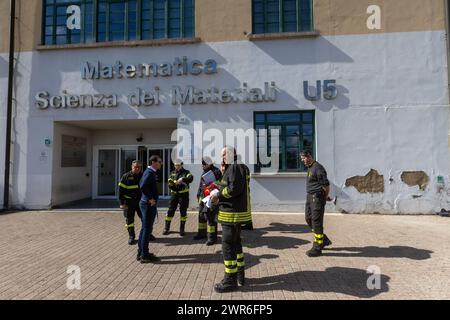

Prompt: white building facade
[{"left": 1, "top": 0, "right": 449, "bottom": 213}]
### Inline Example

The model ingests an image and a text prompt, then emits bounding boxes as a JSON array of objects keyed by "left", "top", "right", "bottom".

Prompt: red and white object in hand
[{"left": 202, "top": 183, "right": 220, "bottom": 208}]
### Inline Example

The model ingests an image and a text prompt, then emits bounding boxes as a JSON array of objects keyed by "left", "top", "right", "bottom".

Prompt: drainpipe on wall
[
  {"left": 445, "top": 0, "right": 450, "bottom": 94},
  {"left": 445, "top": 0, "right": 450, "bottom": 176},
  {"left": 2, "top": 0, "right": 16, "bottom": 211}
]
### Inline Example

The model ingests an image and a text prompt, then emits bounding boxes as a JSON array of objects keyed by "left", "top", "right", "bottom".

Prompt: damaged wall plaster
[
  {"left": 400, "top": 171, "right": 429, "bottom": 191},
  {"left": 345, "top": 169, "right": 385, "bottom": 193}
]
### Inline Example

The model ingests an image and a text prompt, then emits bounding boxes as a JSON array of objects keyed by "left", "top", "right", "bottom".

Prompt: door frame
[
  {"left": 92, "top": 144, "right": 175, "bottom": 200},
  {"left": 92, "top": 145, "right": 121, "bottom": 200},
  {"left": 147, "top": 144, "right": 175, "bottom": 200},
  {"left": 119, "top": 146, "right": 139, "bottom": 179}
]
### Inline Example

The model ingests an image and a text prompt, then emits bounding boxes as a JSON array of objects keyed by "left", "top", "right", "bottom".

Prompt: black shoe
[
  {"left": 214, "top": 276, "right": 238, "bottom": 293},
  {"left": 179, "top": 229, "right": 185, "bottom": 236},
  {"left": 179, "top": 222, "right": 186, "bottom": 236},
  {"left": 136, "top": 252, "right": 141, "bottom": 261},
  {"left": 205, "top": 234, "right": 217, "bottom": 246},
  {"left": 241, "top": 222, "right": 253, "bottom": 231},
  {"left": 237, "top": 270, "right": 245, "bottom": 286},
  {"left": 128, "top": 237, "right": 136, "bottom": 245},
  {"left": 140, "top": 253, "right": 160, "bottom": 263},
  {"left": 306, "top": 247, "right": 322, "bottom": 257},
  {"left": 193, "top": 233, "right": 207, "bottom": 240},
  {"left": 149, "top": 234, "right": 156, "bottom": 241},
  {"left": 163, "top": 221, "right": 171, "bottom": 235},
  {"left": 321, "top": 235, "right": 332, "bottom": 249}
]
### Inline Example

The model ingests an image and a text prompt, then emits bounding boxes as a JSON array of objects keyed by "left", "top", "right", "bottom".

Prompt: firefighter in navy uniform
[
  {"left": 119, "top": 160, "right": 145, "bottom": 245},
  {"left": 194, "top": 157, "right": 222, "bottom": 245},
  {"left": 211, "top": 146, "right": 251, "bottom": 293},
  {"left": 163, "top": 160, "right": 194, "bottom": 236},
  {"left": 300, "top": 150, "right": 333, "bottom": 257}
]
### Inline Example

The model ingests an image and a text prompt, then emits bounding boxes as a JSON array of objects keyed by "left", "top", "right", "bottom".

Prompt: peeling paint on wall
[
  {"left": 400, "top": 171, "right": 429, "bottom": 191},
  {"left": 345, "top": 169, "right": 384, "bottom": 193}
]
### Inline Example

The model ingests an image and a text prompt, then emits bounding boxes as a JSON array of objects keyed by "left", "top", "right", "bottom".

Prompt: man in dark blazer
[{"left": 137, "top": 155, "right": 162, "bottom": 263}]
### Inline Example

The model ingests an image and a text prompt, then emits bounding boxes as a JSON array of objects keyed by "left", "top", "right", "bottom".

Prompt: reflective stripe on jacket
[
  {"left": 218, "top": 163, "right": 251, "bottom": 224},
  {"left": 118, "top": 171, "right": 142, "bottom": 205}
]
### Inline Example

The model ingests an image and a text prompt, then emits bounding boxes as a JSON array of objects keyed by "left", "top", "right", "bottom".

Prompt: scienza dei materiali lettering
[{"left": 34, "top": 82, "right": 277, "bottom": 109}]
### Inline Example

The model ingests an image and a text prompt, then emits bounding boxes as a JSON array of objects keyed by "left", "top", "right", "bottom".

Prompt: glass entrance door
[
  {"left": 93, "top": 146, "right": 173, "bottom": 200},
  {"left": 147, "top": 147, "right": 174, "bottom": 199},
  {"left": 94, "top": 147, "right": 138, "bottom": 199},
  {"left": 120, "top": 148, "right": 138, "bottom": 177},
  {"left": 97, "top": 149, "right": 119, "bottom": 197}
]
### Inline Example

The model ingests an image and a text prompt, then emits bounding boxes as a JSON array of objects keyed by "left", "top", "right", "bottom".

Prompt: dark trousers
[
  {"left": 305, "top": 192, "right": 326, "bottom": 246},
  {"left": 198, "top": 202, "right": 218, "bottom": 234},
  {"left": 123, "top": 200, "right": 142, "bottom": 238},
  {"left": 221, "top": 223, "right": 244, "bottom": 275},
  {"left": 138, "top": 201, "right": 158, "bottom": 257},
  {"left": 166, "top": 193, "right": 189, "bottom": 223}
]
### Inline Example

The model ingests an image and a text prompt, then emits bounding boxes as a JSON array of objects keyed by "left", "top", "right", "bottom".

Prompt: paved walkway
[{"left": 0, "top": 210, "right": 449, "bottom": 300}]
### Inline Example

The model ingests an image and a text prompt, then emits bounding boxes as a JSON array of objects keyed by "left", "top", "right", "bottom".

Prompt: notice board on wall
[{"left": 61, "top": 135, "right": 87, "bottom": 167}]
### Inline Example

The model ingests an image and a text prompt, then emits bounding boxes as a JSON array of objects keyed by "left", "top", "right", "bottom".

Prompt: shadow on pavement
[
  {"left": 243, "top": 267, "right": 390, "bottom": 298},
  {"left": 322, "top": 246, "right": 433, "bottom": 260},
  {"left": 155, "top": 233, "right": 218, "bottom": 246},
  {"left": 244, "top": 234, "right": 310, "bottom": 250},
  {"left": 156, "top": 234, "right": 310, "bottom": 250},
  {"left": 254, "top": 222, "right": 311, "bottom": 234},
  {"left": 156, "top": 223, "right": 311, "bottom": 250},
  {"left": 243, "top": 223, "right": 311, "bottom": 250},
  {"left": 155, "top": 252, "right": 279, "bottom": 270}
]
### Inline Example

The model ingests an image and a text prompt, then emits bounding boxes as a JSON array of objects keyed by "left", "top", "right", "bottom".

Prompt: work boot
[
  {"left": 321, "top": 234, "right": 332, "bottom": 249},
  {"left": 306, "top": 243, "right": 322, "bottom": 257},
  {"left": 237, "top": 268, "right": 245, "bottom": 286},
  {"left": 193, "top": 230, "right": 207, "bottom": 240},
  {"left": 241, "top": 222, "right": 253, "bottom": 230},
  {"left": 127, "top": 228, "right": 136, "bottom": 245},
  {"left": 214, "top": 273, "right": 238, "bottom": 293},
  {"left": 205, "top": 232, "right": 217, "bottom": 246},
  {"left": 140, "top": 253, "right": 160, "bottom": 264},
  {"left": 136, "top": 251, "right": 141, "bottom": 261},
  {"left": 179, "top": 221, "right": 186, "bottom": 236},
  {"left": 163, "top": 221, "right": 171, "bottom": 235}
]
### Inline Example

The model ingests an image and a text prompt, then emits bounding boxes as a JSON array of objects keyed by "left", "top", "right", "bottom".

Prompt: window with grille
[
  {"left": 42, "top": 0, "right": 195, "bottom": 45},
  {"left": 254, "top": 111, "right": 315, "bottom": 172},
  {"left": 252, "top": 0, "right": 313, "bottom": 34}
]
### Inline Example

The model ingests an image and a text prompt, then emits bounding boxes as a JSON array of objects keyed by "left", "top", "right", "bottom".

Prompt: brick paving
[{"left": 0, "top": 209, "right": 449, "bottom": 300}]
